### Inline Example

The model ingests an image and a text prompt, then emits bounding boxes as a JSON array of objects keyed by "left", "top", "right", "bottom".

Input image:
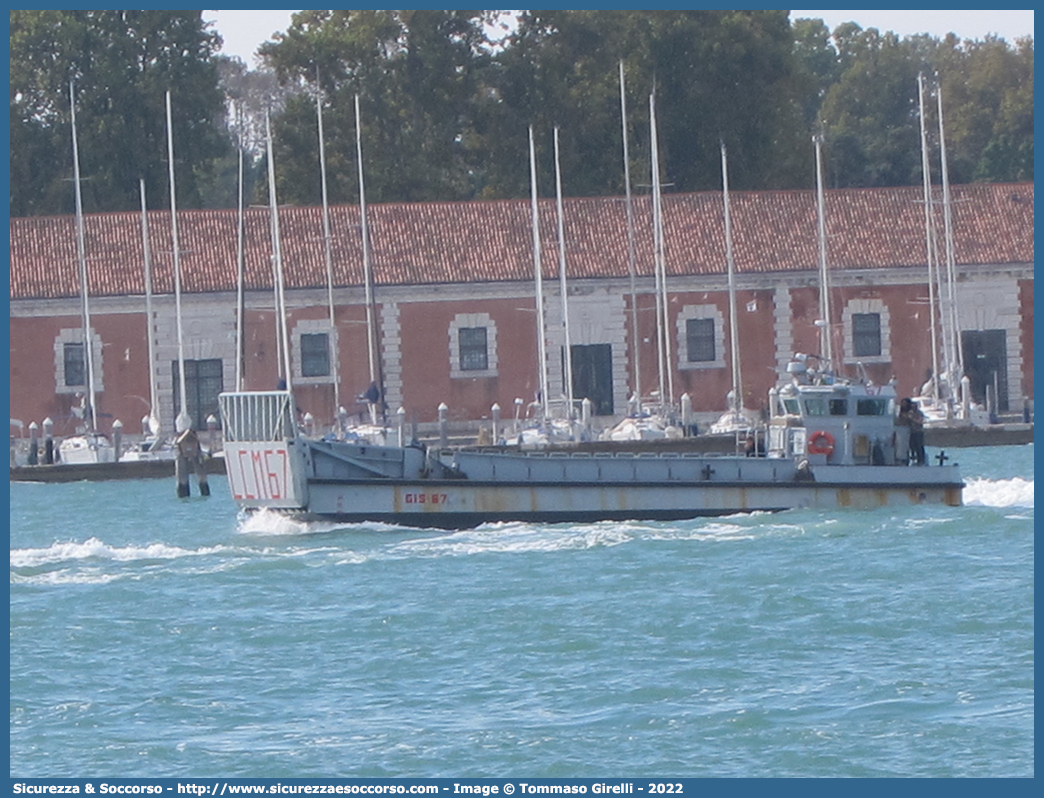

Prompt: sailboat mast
[
  {"left": 265, "top": 111, "right": 294, "bottom": 396},
  {"left": 528, "top": 126, "right": 551, "bottom": 420},
  {"left": 229, "top": 100, "right": 247, "bottom": 392},
  {"left": 552, "top": 127, "right": 575, "bottom": 416},
  {"left": 355, "top": 94, "right": 379, "bottom": 402},
  {"left": 936, "top": 77, "right": 963, "bottom": 381},
  {"left": 917, "top": 73, "right": 941, "bottom": 400},
  {"left": 165, "top": 91, "right": 191, "bottom": 430},
  {"left": 316, "top": 86, "right": 341, "bottom": 415},
  {"left": 813, "top": 133, "right": 834, "bottom": 367},
  {"left": 619, "top": 61, "right": 641, "bottom": 412},
  {"left": 234, "top": 134, "right": 246, "bottom": 392},
  {"left": 720, "top": 142, "right": 743, "bottom": 411},
  {"left": 139, "top": 179, "right": 159, "bottom": 429},
  {"left": 649, "top": 92, "right": 673, "bottom": 408},
  {"left": 69, "top": 82, "right": 98, "bottom": 432}
]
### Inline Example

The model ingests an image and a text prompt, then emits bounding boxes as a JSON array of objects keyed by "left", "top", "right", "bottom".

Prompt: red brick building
[{"left": 9, "top": 183, "right": 1034, "bottom": 437}]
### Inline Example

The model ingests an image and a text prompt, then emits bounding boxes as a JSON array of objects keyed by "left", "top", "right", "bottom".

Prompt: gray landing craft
[{"left": 218, "top": 355, "right": 963, "bottom": 529}]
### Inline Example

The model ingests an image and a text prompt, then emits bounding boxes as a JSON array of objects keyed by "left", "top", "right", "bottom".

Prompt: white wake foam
[
  {"left": 236, "top": 508, "right": 318, "bottom": 537},
  {"left": 10, "top": 537, "right": 229, "bottom": 568},
  {"left": 963, "top": 477, "right": 1034, "bottom": 508},
  {"left": 388, "top": 522, "right": 634, "bottom": 558}
]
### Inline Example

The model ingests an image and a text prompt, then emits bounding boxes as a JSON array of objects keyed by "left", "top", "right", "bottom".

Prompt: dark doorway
[
  {"left": 173, "top": 358, "right": 224, "bottom": 429},
  {"left": 961, "top": 329, "right": 1008, "bottom": 412},
  {"left": 568, "top": 344, "right": 614, "bottom": 416}
]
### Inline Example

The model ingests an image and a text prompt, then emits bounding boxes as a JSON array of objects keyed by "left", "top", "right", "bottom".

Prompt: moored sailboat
[
  {"left": 708, "top": 142, "right": 755, "bottom": 437},
  {"left": 59, "top": 81, "right": 115, "bottom": 465},
  {"left": 912, "top": 73, "right": 991, "bottom": 429}
]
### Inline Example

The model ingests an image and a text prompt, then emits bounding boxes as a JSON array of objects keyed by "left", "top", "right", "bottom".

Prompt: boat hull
[
  {"left": 246, "top": 472, "right": 962, "bottom": 529},
  {"left": 218, "top": 393, "right": 963, "bottom": 530}
]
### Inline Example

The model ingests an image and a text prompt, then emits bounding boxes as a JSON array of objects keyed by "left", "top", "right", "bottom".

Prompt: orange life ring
[{"left": 808, "top": 430, "right": 835, "bottom": 456}]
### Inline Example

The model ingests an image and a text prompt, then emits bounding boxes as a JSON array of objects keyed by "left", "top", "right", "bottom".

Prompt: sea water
[{"left": 10, "top": 445, "right": 1033, "bottom": 777}]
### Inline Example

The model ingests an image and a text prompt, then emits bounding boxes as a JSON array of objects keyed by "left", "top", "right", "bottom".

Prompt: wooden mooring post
[
  {"left": 112, "top": 419, "right": 123, "bottom": 462},
  {"left": 438, "top": 402, "right": 449, "bottom": 448},
  {"left": 27, "top": 422, "right": 38, "bottom": 465},
  {"left": 42, "top": 417, "right": 55, "bottom": 464},
  {"left": 174, "top": 427, "right": 211, "bottom": 498}
]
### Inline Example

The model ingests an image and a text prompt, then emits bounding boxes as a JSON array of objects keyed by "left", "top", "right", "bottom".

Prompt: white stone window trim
[
  {"left": 54, "top": 327, "right": 105, "bottom": 394},
  {"left": 291, "top": 318, "right": 337, "bottom": 385},
  {"left": 842, "top": 298, "right": 891, "bottom": 365},
  {"left": 449, "top": 312, "right": 498, "bottom": 379},
  {"left": 677, "top": 304, "right": 726, "bottom": 370}
]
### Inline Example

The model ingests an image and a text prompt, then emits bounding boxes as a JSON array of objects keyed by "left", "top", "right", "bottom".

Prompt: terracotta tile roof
[{"left": 9, "top": 182, "right": 1034, "bottom": 300}]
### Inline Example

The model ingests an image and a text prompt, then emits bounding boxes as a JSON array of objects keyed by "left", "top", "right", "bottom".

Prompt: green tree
[
  {"left": 791, "top": 17, "right": 842, "bottom": 128},
  {"left": 806, "top": 18, "right": 1032, "bottom": 188},
  {"left": 10, "top": 10, "right": 232, "bottom": 216},
  {"left": 475, "top": 10, "right": 808, "bottom": 199},
  {"left": 933, "top": 35, "right": 1034, "bottom": 183},
  {"left": 259, "top": 9, "right": 491, "bottom": 205},
  {"left": 817, "top": 26, "right": 924, "bottom": 187}
]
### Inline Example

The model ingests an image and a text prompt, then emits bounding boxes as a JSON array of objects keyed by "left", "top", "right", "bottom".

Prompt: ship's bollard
[
  {"left": 42, "top": 417, "right": 54, "bottom": 464},
  {"left": 27, "top": 421, "right": 38, "bottom": 465},
  {"left": 491, "top": 403, "right": 501, "bottom": 443},
  {"left": 112, "top": 419, "right": 123, "bottom": 462},
  {"left": 581, "top": 398, "right": 592, "bottom": 433},
  {"left": 438, "top": 403, "right": 449, "bottom": 448}
]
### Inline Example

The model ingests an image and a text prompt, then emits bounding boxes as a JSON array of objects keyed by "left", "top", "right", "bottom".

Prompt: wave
[
  {"left": 963, "top": 477, "right": 1034, "bottom": 508},
  {"left": 236, "top": 508, "right": 319, "bottom": 537},
  {"left": 10, "top": 537, "right": 231, "bottom": 569},
  {"left": 234, "top": 508, "right": 414, "bottom": 537},
  {"left": 387, "top": 522, "right": 635, "bottom": 558}
]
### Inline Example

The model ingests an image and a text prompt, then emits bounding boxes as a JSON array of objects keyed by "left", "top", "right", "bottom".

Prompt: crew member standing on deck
[{"left": 898, "top": 397, "right": 926, "bottom": 465}]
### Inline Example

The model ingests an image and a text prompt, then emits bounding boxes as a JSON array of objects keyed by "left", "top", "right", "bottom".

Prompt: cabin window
[
  {"left": 686, "top": 318, "right": 716, "bottom": 362},
  {"left": 63, "top": 342, "right": 86, "bottom": 387},
  {"left": 852, "top": 313, "right": 882, "bottom": 357},
  {"left": 300, "top": 333, "right": 331, "bottom": 378},
  {"left": 458, "top": 327, "right": 489, "bottom": 371},
  {"left": 803, "top": 397, "right": 828, "bottom": 416},
  {"left": 856, "top": 397, "right": 890, "bottom": 416},
  {"left": 782, "top": 398, "right": 801, "bottom": 415},
  {"left": 450, "top": 313, "right": 498, "bottom": 378},
  {"left": 829, "top": 398, "right": 848, "bottom": 416}
]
